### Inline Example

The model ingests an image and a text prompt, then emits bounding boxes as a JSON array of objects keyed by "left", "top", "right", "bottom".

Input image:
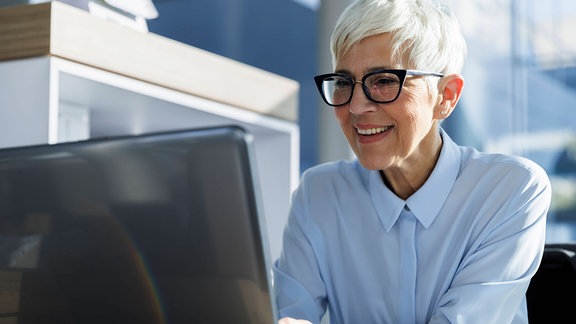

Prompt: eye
[
  {"left": 331, "top": 76, "right": 352, "bottom": 89},
  {"left": 370, "top": 74, "right": 399, "bottom": 87}
]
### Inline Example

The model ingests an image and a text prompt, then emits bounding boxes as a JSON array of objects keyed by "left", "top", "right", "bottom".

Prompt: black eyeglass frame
[{"left": 314, "top": 69, "right": 444, "bottom": 107}]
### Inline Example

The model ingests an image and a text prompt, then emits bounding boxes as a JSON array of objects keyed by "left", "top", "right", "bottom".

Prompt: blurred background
[{"left": 4, "top": 0, "right": 576, "bottom": 243}]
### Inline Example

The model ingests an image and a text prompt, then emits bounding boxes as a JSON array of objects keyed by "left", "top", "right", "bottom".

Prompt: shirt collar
[{"left": 368, "top": 128, "right": 461, "bottom": 231}]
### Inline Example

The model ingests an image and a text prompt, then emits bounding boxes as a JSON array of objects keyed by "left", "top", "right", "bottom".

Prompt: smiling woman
[
  {"left": 274, "top": 0, "right": 551, "bottom": 323},
  {"left": 328, "top": 32, "right": 464, "bottom": 176}
]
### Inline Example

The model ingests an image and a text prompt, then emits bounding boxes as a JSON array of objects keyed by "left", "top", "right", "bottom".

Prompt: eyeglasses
[{"left": 314, "top": 69, "right": 444, "bottom": 107}]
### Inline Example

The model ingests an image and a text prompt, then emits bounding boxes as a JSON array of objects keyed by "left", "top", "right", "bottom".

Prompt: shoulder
[
  {"left": 441, "top": 129, "right": 548, "bottom": 183},
  {"left": 461, "top": 146, "right": 547, "bottom": 176},
  {"left": 458, "top": 146, "right": 551, "bottom": 195},
  {"left": 301, "top": 159, "right": 362, "bottom": 180},
  {"left": 295, "top": 159, "right": 369, "bottom": 196}
]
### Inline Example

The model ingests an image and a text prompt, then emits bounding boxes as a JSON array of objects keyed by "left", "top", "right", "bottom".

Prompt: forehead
[{"left": 335, "top": 33, "right": 402, "bottom": 73}]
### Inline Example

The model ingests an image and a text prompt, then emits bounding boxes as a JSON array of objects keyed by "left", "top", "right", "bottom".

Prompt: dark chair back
[{"left": 526, "top": 243, "right": 576, "bottom": 323}]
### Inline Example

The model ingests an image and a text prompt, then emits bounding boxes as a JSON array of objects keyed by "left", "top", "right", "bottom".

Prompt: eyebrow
[{"left": 334, "top": 66, "right": 398, "bottom": 78}]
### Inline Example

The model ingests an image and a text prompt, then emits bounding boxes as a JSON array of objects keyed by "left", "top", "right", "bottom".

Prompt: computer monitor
[{"left": 0, "top": 126, "right": 277, "bottom": 323}]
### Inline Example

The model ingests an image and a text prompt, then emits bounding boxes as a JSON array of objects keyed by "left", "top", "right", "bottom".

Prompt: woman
[{"left": 274, "top": 0, "right": 551, "bottom": 323}]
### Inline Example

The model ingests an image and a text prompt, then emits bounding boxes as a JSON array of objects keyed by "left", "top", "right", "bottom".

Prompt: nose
[{"left": 348, "top": 81, "right": 378, "bottom": 114}]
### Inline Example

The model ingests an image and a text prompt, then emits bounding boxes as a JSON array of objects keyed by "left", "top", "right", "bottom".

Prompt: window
[{"left": 444, "top": 0, "right": 576, "bottom": 242}]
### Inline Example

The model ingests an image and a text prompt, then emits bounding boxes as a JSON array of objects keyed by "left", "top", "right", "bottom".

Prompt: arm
[
  {"left": 430, "top": 165, "right": 551, "bottom": 323},
  {"left": 274, "top": 182, "right": 327, "bottom": 324}
]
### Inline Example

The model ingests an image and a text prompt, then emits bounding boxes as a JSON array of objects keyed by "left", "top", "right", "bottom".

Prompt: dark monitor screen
[{"left": 0, "top": 126, "right": 277, "bottom": 324}]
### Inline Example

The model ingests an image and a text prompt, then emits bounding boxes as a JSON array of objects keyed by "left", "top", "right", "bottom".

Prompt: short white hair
[{"left": 330, "top": 0, "right": 467, "bottom": 74}]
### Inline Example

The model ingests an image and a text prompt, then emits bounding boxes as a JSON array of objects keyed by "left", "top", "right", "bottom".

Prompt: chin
[
  {"left": 357, "top": 158, "right": 385, "bottom": 171},
  {"left": 354, "top": 147, "right": 392, "bottom": 171}
]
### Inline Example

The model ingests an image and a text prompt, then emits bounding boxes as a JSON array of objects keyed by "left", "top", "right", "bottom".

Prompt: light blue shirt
[{"left": 274, "top": 129, "right": 551, "bottom": 324}]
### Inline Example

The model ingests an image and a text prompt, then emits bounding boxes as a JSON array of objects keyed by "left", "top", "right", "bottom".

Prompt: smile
[{"left": 356, "top": 126, "right": 392, "bottom": 135}]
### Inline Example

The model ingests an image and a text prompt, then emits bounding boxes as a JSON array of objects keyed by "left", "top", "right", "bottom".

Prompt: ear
[{"left": 433, "top": 74, "right": 464, "bottom": 120}]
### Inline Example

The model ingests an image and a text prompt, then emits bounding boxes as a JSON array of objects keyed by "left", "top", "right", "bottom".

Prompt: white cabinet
[{"left": 0, "top": 2, "right": 299, "bottom": 260}]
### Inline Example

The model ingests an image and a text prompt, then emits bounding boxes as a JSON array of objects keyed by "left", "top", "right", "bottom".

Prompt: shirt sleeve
[
  {"left": 429, "top": 164, "right": 551, "bottom": 323},
  {"left": 274, "top": 178, "right": 327, "bottom": 323}
]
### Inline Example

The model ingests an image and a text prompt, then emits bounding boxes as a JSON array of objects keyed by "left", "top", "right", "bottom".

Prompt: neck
[{"left": 381, "top": 129, "right": 443, "bottom": 200}]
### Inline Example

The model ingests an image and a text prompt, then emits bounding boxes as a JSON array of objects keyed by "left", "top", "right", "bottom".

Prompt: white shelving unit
[{"left": 0, "top": 1, "right": 300, "bottom": 260}]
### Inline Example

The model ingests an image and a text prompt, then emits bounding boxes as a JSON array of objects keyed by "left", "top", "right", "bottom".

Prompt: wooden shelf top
[{"left": 0, "top": 2, "right": 299, "bottom": 121}]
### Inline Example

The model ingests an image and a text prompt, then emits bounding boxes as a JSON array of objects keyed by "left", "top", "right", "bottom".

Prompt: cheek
[
  {"left": 401, "top": 88, "right": 436, "bottom": 123},
  {"left": 334, "top": 108, "right": 351, "bottom": 128},
  {"left": 333, "top": 108, "right": 359, "bottom": 147},
  {"left": 395, "top": 96, "right": 421, "bottom": 126},
  {"left": 394, "top": 97, "right": 435, "bottom": 144}
]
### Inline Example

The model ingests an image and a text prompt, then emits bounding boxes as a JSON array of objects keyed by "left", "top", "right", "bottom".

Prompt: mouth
[{"left": 356, "top": 126, "right": 393, "bottom": 135}]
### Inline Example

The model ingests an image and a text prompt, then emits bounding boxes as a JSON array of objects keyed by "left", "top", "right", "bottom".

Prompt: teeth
[{"left": 357, "top": 126, "right": 389, "bottom": 135}]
